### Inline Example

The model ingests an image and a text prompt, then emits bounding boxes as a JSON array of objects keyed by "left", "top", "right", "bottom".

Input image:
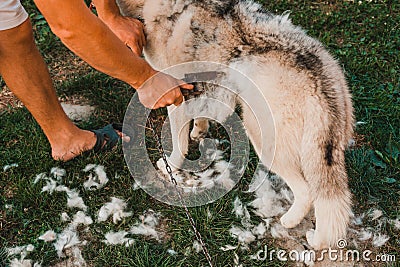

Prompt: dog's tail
[{"left": 300, "top": 99, "right": 352, "bottom": 249}]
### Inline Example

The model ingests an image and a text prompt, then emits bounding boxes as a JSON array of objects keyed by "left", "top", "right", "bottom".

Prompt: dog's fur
[{"left": 117, "top": 0, "right": 354, "bottom": 249}]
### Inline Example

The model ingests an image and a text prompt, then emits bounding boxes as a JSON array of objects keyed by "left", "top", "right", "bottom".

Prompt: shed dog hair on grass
[{"left": 97, "top": 197, "right": 133, "bottom": 223}]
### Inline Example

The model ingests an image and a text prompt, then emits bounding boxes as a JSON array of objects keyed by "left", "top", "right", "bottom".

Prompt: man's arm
[{"left": 33, "top": 0, "right": 192, "bottom": 108}]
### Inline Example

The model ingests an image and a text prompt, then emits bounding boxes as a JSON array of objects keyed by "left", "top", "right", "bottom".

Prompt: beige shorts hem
[{"left": 0, "top": 3, "right": 29, "bottom": 31}]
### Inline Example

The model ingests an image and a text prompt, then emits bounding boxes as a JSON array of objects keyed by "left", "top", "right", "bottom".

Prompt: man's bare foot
[
  {"left": 50, "top": 124, "right": 129, "bottom": 162},
  {"left": 51, "top": 129, "right": 97, "bottom": 161}
]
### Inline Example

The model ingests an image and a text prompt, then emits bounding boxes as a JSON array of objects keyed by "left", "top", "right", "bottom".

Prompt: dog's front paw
[
  {"left": 156, "top": 157, "right": 178, "bottom": 175},
  {"left": 156, "top": 158, "right": 168, "bottom": 175},
  {"left": 156, "top": 157, "right": 185, "bottom": 185}
]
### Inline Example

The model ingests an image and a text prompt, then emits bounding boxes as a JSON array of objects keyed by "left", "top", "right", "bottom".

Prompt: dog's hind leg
[
  {"left": 241, "top": 99, "right": 312, "bottom": 228},
  {"left": 278, "top": 170, "right": 312, "bottom": 229},
  {"left": 271, "top": 160, "right": 313, "bottom": 229}
]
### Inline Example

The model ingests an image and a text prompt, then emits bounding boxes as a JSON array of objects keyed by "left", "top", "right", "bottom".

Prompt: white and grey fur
[{"left": 117, "top": 0, "right": 354, "bottom": 249}]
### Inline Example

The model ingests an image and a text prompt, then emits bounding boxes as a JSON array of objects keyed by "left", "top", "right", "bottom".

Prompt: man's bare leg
[{"left": 0, "top": 19, "right": 96, "bottom": 161}]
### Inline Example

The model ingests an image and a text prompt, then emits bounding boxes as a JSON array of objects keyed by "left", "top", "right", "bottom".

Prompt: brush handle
[{"left": 180, "top": 71, "right": 223, "bottom": 97}]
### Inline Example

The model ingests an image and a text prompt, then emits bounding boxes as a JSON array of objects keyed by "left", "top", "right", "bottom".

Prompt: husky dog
[{"left": 117, "top": 0, "right": 354, "bottom": 249}]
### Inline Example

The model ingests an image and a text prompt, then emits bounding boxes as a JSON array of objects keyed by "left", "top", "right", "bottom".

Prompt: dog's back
[{"left": 119, "top": 0, "right": 353, "bottom": 145}]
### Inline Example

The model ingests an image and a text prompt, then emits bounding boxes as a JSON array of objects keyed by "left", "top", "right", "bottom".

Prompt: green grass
[{"left": 1, "top": 0, "right": 399, "bottom": 266}]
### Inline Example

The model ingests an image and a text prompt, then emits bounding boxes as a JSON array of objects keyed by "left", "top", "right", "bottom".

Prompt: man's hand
[
  {"left": 93, "top": 0, "right": 145, "bottom": 56},
  {"left": 136, "top": 71, "right": 194, "bottom": 109},
  {"left": 103, "top": 16, "right": 145, "bottom": 56}
]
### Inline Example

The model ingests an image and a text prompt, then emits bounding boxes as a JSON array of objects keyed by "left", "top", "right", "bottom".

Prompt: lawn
[{"left": 0, "top": 0, "right": 399, "bottom": 266}]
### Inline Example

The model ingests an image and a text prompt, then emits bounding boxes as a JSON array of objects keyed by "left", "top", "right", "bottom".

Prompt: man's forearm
[
  {"left": 92, "top": 0, "right": 121, "bottom": 24},
  {"left": 33, "top": 0, "right": 154, "bottom": 88}
]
